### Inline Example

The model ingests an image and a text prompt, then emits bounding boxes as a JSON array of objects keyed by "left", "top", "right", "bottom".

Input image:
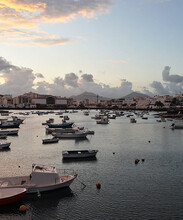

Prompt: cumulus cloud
[
  {"left": 0, "top": 0, "right": 114, "bottom": 46},
  {"left": 162, "top": 66, "right": 183, "bottom": 83},
  {"left": 35, "top": 73, "right": 44, "bottom": 78},
  {"left": 64, "top": 73, "right": 79, "bottom": 88},
  {"left": 0, "top": 57, "right": 36, "bottom": 96},
  {"left": 150, "top": 81, "right": 169, "bottom": 95},
  {"left": 81, "top": 74, "right": 94, "bottom": 82}
]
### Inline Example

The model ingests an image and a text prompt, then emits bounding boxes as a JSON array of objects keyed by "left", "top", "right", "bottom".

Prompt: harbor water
[{"left": 0, "top": 110, "right": 183, "bottom": 220}]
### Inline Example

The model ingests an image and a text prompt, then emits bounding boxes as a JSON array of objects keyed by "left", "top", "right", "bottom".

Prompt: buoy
[
  {"left": 18, "top": 166, "right": 20, "bottom": 168},
  {"left": 148, "top": 141, "right": 151, "bottom": 143},
  {"left": 141, "top": 158, "right": 145, "bottom": 162},
  {"left": 113, "top": 152, "right": 115, "bottom": 155},
  {"left": 135, "top": 159, "right": 140, "bottom": 164},
  {"left": 19, "top": 205, "right": 27, "bottom": 213},
  {"left": 96, "top": 183, "right": 101, "bottom": 189}
]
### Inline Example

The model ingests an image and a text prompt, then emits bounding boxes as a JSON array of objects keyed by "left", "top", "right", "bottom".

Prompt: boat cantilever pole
[{"left": 76, "top": 178, "right": 86, "bottom": 190}]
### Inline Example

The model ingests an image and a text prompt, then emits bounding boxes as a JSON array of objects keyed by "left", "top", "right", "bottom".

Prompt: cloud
[
  {"left": 64, "top": 72, "right": 79, "bottom": 88},
  {"left": 0, "top": 57, "right": 36, "bottom": 96},
  {"left": 81, "top": 74, "right": 94, "bottom": 82},
  {"left": 150, "top": 81, "right": 169, "bottom": 95},
  {"left": 35, "top": 73, "right": 44, "bottom": 78},
  {"left": 0, "top": 28, "right": 73, "bottom": 47},
  {"left": 162, "top": 66, "right": 183, "bottom": 83},
  {"left": 0, "top": 0, "right": 114, "bottom": 46}
]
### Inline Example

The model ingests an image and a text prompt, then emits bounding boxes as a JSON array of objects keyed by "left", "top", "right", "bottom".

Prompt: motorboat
[
  {"left": 170, "top": 123, "right": 183, "bottom": 129},
  {"left": 62, "top": 150, "right": 98, "bottom": 159},
  {"left": 0, "top": 119, "right": 20, "bottom": 128},
  {"left": 0, "top": 142, "right": 11, "bottom": 150},
  {"left": 0, "top": 164, "right": 77, "bottom": 194},
  {"left": 0, "top": 188, "right": 27, "bottom": 205},
  {"left": 45, "top": 127, "right": 82, "bottom": 134},
  {"left": 48, "top": 122, "right": 74, "bottom": 128},
  {"left": 130, "top": 118, "right": 137, "bottom": 123},
  {"left": 0, "top": 129, "right": 19, "bottom": 136},
  {"left": 42, "top": 137, "right": 59, "bottom": 144},
  {"left": 52, "top": 130, "right": 88, "bottom": 139},
  {"left": 96, "top": 118, "right": 109, "bottom": 124}
]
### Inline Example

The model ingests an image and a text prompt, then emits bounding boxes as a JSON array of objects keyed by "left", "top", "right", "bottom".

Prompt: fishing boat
[
  {"left": 52, "top": 130, "right": 88, "bottom": 139},
  {"left": 170, "top": 123, "right": 183, "bottom": 129},
  {"left": 96, "top": 118, "right": 109, "bottom": 124},
  {"left": 0, "top": 142, "right": 11, "bottom": 150},
  {"left": 130, "top": 118, "right": 137, "bottom": 123},
  {"left": 62, "top": 150, "right": 98, "bottom": 159},
  {"left": 0, "top": 164, "right": 77, "bottom": 194},
  {"left": 0, "top": 188, "right": 27, "bottom": 205},
  {"left": 48, "top": 122, "right": 74, "bottom": 128},
  {"left": 0, "top": 129, "right": 19, "bottom": 136},
  {"left": 0, "top": 119, "right": 20, "bottom": 128},
  {"left": 42, "top": 137, "right": 59, "bottom": 144}
]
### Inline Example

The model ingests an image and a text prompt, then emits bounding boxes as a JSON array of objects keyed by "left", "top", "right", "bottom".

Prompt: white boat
[
  {"left": 62, "top": 150, "right": 98, "bottom": 159},
  {"left": 0, "top": 188, "right": 27, "bottom": 205},
  {"left": 96, "top": 118, "right": 109, "bottom": 124},
  {"left": 0, "top": 164, "right": 77, "bottom": 194},
  {"left": 42, "top": 137, "right": 59, "bottom": 144},
  {"left": 52, "top": 130, "right": 88, "bottom": 139},
  {"left": 0, "top": 142, "right": 11, "bottom": 150}
]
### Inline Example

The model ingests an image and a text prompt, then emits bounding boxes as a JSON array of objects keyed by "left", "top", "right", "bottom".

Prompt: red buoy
[
  {"left": 19, "top": 205, "right": 27, "bottom": 213},
  {"left": 96, "top": 183, "right": 101, "bottom": 189}
]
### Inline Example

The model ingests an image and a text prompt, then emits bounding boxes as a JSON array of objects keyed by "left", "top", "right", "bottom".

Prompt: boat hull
[
  {"left": 0, "top": 175, "right": 77, "bottom": 194},
  {"left": 62, "top": 150, "right": 98, "bottom": 159},
  {"left": 48, "top": 123, "right": 73, "bottom": 128},
  {"left": 0, "top": 188, "right": 26, "bottom": 205}
]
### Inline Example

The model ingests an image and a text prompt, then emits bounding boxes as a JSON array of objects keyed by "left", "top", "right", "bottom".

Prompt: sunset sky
[{"left": 0, "top": 0, "right": 183, "bottom": 98}]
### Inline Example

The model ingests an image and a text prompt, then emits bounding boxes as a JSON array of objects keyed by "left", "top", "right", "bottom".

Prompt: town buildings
[{"left": 0, "top": 92, "right": 183, "bottom": 110}]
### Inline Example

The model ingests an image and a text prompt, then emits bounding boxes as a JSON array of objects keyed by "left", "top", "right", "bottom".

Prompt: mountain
[
  {"left": 122, "top": 92, "right": 149, "bottom": 99},
  {"left": 70, "top": 92, "right": 111, "bottom": 101}
]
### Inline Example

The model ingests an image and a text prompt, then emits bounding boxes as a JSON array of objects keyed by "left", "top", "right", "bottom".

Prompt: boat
[
  {"left": 130, "top": 118, "right": 137, "bottom": 123},
  {"left": 0, "top": 188, "right": 27, "bottom": 205},
  {"left": 42, "top": 137, "right": 59, "bottom": 144},
  {"left": 62, "top": 150, "right": 98, "bottom": 159},
  {"left": 0, "top": 142, "right": 11, "bottom": 150},
  {"left": 96, "top": 118, "right": 109, "bottom": 124},
  {"left": 0, "top": 129, "right": 19, "bottom": 136},
  {"left": 48, "top": 122, "right": 74, "bottom": 128},
  {"left": 170, "top": 123, "right": 183, "bottom": 129},
  {"left": 0, "top": 134, "right": 7, "bottom": 139},
  {"left": 0, "top": 164, "right": 77, "bottom": 194},
  {"left": 52, "top": 130, "right": 88, "bottom": 139},
  {"left": 0, "top": 119, "right": 20, "bottom": 128}
]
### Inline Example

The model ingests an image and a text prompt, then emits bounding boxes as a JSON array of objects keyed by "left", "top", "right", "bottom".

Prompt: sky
[{"left": 0, "top": 0, "right": 183, "bottom": 98}]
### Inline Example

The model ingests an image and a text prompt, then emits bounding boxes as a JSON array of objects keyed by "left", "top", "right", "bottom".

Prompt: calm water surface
[{"left": 0, "top": 110, "right": 183, "bottom": 220}]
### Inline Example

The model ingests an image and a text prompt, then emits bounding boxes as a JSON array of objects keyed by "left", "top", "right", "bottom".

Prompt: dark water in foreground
[{"left": 0, "top": 110, "right": 183, "bottom": 220}]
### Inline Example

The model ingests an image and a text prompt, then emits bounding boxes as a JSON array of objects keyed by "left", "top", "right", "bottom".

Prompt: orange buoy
[
  {"left": 19, "top": 205, "right": 27, "bottom": 212},
  {"left": 96, "top": 183, "right": 101, "bottom": 189}
]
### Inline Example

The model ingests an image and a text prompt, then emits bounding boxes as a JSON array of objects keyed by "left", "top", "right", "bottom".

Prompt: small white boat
[
  {"left": 0, "top": 164, "right": 77, "bottom": 194},
  {"left": 42, "top": 137, "right": 59, "bottom": 144},
  {"left": 0, "top": 188, "right": 26, "bottom": 205},
  {"left": 0, "top": 142, "right": 11, "bottom": 150},
  {"left": 62, "top": 150, "right": 98, "bottom": 159},
  {"left": 52, "top": 130, "right": 88, "bottom": 139}
]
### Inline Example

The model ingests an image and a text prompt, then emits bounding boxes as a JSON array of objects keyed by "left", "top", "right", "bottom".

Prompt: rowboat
[
  {"left": 62, "top": 150, "right": 98, "bottom": 159},
  {"left": 0, "top": 142, "right": 11, "bottom": 150},
  {"left": 0, "top": 188, "right": 26, "bottom": 205},
  {"left": 52, "top": 130, "right": 88, "bottom": 139},
  {"left": 42, "top": 137, "right": 59, "bottom": 144}
]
